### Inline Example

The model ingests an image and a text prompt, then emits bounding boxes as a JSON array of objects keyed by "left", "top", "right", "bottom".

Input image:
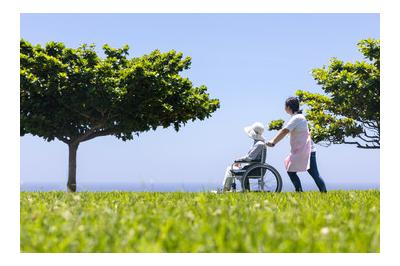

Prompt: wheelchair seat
[
  {"left": 231, "top": 146, "right": 267, "bottom": 176},
  {"left": 228, "top": 145, "right": 283, "bottom": 192}
]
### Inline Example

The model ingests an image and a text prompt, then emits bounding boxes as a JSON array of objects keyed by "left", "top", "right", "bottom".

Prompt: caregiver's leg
[
  {"left": 222, "top": 166, "right": 235, "bottom": 191},
  {"left": 287, "top": 172, "right": 303, "bottom": 192},
  {"left": 307, "top": 152, "right": 327, "bottom": 192}
]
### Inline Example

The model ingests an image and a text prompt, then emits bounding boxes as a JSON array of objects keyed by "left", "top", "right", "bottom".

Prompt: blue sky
[{"left": 20, "top": 13, "right": 380, "bottom": 189}]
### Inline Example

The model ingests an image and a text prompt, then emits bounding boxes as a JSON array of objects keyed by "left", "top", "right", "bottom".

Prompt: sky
[{"left": 20, "top": 13, "right": 380, "bottom": 190}]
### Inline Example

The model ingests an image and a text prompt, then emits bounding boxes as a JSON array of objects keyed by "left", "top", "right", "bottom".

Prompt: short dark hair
[{"left": 285, "top": 97, "right": 302, "bottom": 114}]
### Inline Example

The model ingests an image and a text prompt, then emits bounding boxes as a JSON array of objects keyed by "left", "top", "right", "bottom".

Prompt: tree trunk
[{"left": 67, "top": 142, "right": 79, "bottom": 192}]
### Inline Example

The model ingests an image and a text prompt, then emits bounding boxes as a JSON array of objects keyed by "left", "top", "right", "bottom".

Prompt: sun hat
[{"left": 244, "top": 122, "right": 265, "bottom": 141}]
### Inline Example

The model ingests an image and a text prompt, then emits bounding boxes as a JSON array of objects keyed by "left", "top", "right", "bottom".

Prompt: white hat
[{"left": 244, "top": 122, "right": 265, "bottom": 141}]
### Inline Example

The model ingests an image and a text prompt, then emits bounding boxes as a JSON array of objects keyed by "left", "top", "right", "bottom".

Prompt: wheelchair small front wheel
[{"left": 241, "top": 164, "right": 282, "bottom": 192}]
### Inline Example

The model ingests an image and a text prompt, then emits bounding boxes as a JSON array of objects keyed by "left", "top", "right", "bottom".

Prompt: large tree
[
  {"left": 268, "top": 39, "right": 380, "bottom": 149},
  {"left": 20, "top": 39, "right": 220, "bottom": 192}
]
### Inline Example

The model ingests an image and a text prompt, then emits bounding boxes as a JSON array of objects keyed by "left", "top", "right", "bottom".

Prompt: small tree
[
  {"left": 268, "top": 39, "right": 380, "bottom": 149},
  {"left": 20, "top": 39, "right": 220, "bottom": 192}
]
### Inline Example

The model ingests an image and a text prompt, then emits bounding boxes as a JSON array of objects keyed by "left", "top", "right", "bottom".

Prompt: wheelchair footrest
[{"left": 230, "top": 169, "right": 246, "bottom": 174}]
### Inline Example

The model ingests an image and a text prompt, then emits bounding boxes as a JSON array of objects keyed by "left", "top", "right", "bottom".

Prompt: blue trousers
[{"left": 287, "top": 152, "right": 327, "bottom": 192}]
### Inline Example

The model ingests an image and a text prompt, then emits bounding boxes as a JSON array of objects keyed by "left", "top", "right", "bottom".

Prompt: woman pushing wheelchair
[
  {"left": 217, "top": 96, "right": 327, "bottom": 193},
  {"left": 266, "top": 97, "right": 327, "bottom": 193}
]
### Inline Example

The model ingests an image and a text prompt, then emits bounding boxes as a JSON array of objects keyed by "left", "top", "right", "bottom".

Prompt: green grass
[{"left": 20, "top": 190, "right": 380, "bottom": 252}]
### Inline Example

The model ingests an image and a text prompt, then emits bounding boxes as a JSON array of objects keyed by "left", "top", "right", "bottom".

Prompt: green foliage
[
  {"left": 268, "top": 119, "right": 284, "bottom": 131},
  {"left": 304, "top": 39, "right": 380, "bottom": 148},
  {"left": 20, "top": 39, "right": 220, "bottom": 143},
  {"left": 20, "top": 191, "right": 380, "bottom": 252},
  {"left": 20, "top": 39, "right": 220, "bottom": 190},
  {"left": 268, "top": 39, "right": 380, "bottom": 149}
]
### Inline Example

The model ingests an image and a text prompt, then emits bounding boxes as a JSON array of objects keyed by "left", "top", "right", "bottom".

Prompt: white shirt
[{"left": 284, "top": 113, "right": 316, "bottom": 152}]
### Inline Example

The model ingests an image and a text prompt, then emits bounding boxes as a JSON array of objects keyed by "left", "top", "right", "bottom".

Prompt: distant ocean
[{"left": 20, "top": 182, "right": 380, "bottom": 192}]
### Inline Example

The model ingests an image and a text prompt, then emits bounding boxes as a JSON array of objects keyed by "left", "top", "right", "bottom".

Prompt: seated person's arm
[{"left": 235, "top": 142, "right": 264, "bottom": 162}]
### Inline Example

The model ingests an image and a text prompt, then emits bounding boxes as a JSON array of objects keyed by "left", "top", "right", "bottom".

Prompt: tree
[
  {"left": 268, "top": 39, "right": 380, "bottom": 149},
  {"left": 20, "top": 39, "right": 220, "bottom": 192}
]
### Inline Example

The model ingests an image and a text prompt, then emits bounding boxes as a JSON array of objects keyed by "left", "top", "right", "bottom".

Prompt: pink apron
[{"left": 284, "top": 130, "right": 311, "bottom": 172}]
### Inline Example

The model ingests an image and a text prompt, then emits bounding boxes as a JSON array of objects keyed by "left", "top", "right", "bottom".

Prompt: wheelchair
[{"left": 230, "top": 146, "right": 282, "bottom": 192}]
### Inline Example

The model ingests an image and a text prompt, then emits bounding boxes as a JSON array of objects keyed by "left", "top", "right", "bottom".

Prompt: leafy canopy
[
  {"left": 269, "top": 39, "right": 380, "bottom": 149},
  {"left": 20, "top": 39, "right": 220, "bottom": 144},
  {"left": 268, "top": 119, "right": 285, "bottom": 131}
]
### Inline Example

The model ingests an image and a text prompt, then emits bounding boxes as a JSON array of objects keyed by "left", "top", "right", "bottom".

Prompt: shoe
[{"left": 211, "top": 188, "right": 224, "bottom": 194}]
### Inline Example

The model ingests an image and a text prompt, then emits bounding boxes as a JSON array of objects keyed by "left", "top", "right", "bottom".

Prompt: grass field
[{"left": 20, "top": 190, "right": 380, "bottom": 252}]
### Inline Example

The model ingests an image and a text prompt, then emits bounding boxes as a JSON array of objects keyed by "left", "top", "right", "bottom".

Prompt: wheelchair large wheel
[{"left": 240, "top": 164, "right": 282, "bottom": 192}]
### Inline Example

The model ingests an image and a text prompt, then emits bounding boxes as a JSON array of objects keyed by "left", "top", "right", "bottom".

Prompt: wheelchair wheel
[{"left": 240, "top": 164, "right": 282, "bottom": 192}]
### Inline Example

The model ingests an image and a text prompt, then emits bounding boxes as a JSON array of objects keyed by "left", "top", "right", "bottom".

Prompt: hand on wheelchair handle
[{"left": 266, "top": 141, "right": 275, "bottom": 147}]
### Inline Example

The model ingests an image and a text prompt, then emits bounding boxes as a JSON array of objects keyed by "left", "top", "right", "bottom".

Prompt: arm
[
  {"left": 235, "top": 142, "right": 264, "bottom": 162},
  {"left": 267, "top": 115, "right": 300, "bottom": 147},
  {"left": 267, "top": 128, "right": 289, "bottom": 147}
]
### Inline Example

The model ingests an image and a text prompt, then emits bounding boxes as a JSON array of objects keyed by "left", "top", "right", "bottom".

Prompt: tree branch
[
  {"left": 57, "top": 112, "right": 116, "bottom": 145},
  {"left": 315, "top": 142, "right": 331, "bottom": 148},
  {"left": 58, "top": 101, "right": 92, "bottom": 120},
  {"left": 80, "top": 128, "right": 117, "bottom": 142},
  {"left": 359, "top": 119, "right": 379, "bottom": 131},
  {"left": 74, "top": 123, "right": 105, "bottom": 143},
  {"left": 58, "top": 101, "right": 108, "bottom": 125},
  {"left": 56, "top": 135, "right": 70, "bottom": 144},
  {"left": 358, "top": 134, "right": 380, "bottom": 144},
  {"left": 362, "top": 131, "right": 380, "bottom": 140},
  {"left": 343, "top": 140, "right": 379, "bottom": 149},
  {"left": 362, "top": 124, "right": 379, "bottom": 132}
]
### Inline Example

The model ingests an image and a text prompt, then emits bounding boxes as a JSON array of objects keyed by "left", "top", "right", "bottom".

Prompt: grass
[{"left": 20, "top": 190, "right": 380, "bottom": 252}]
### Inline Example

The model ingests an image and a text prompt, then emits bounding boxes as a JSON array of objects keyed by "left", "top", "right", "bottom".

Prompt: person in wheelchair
[{"left": 221, "top": 122, "right": 266, "bottom": 192}]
